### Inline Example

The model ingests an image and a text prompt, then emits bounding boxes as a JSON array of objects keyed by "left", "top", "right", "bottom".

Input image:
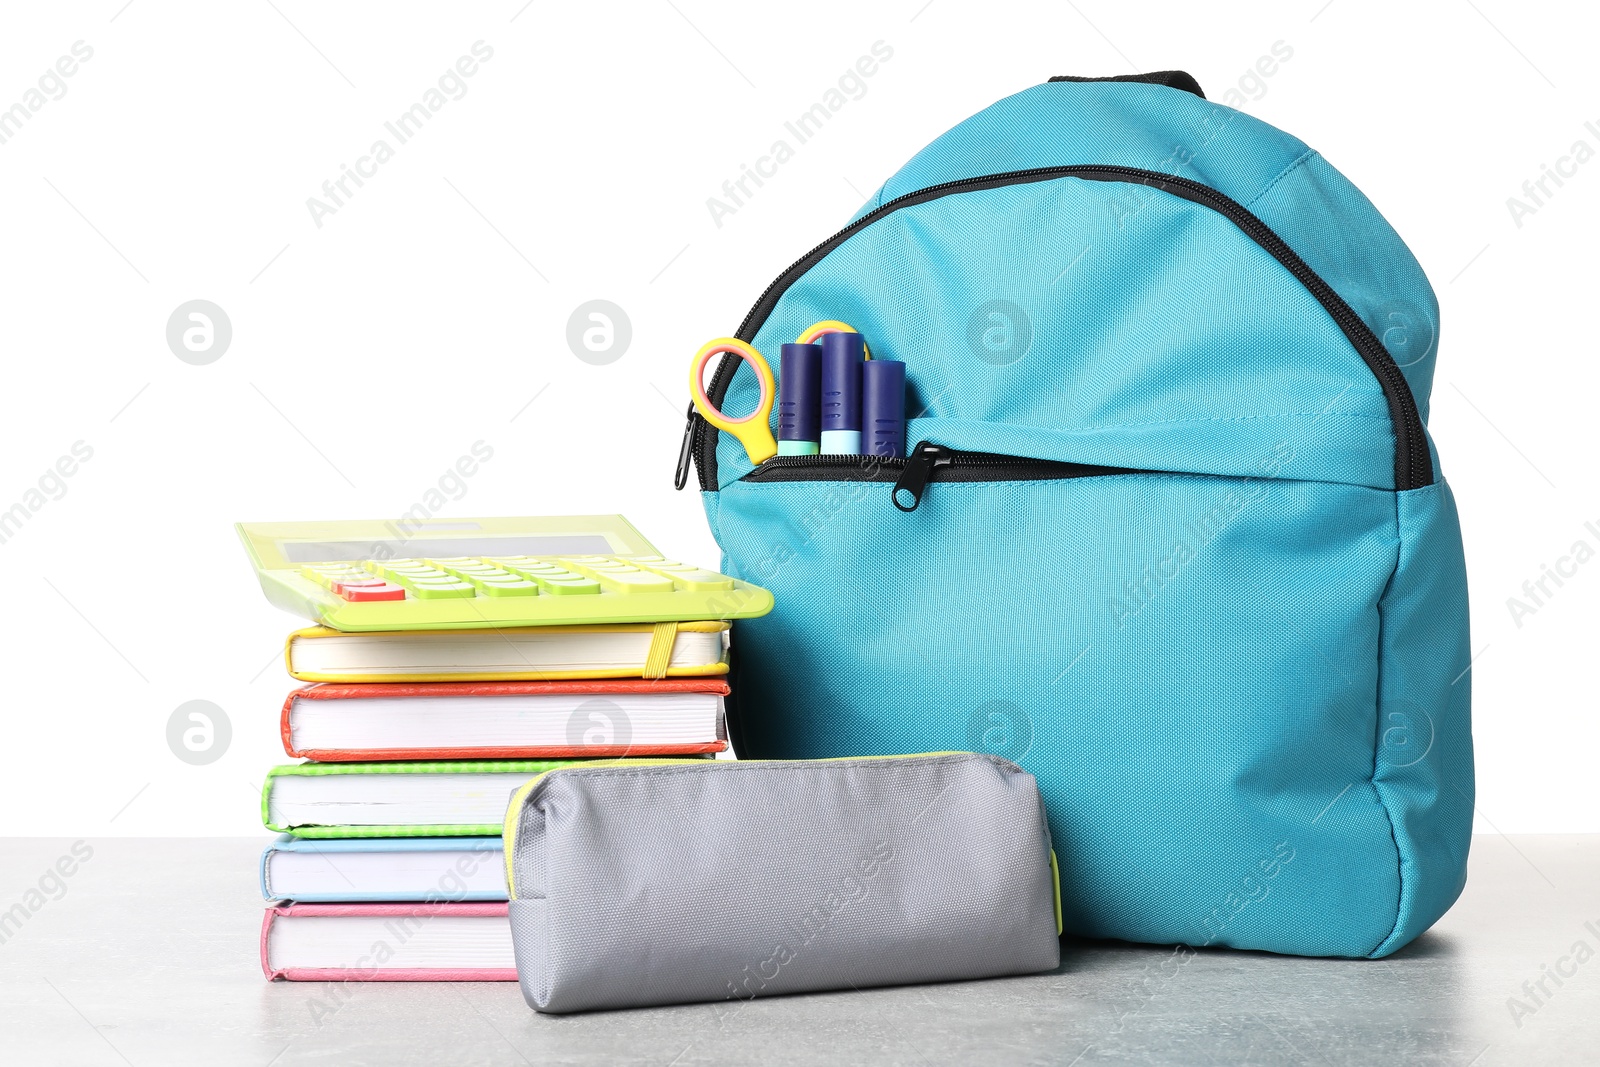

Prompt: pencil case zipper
[
  {"left": 501, "top": 751, "right": 968, "bottom": 898},
  {"left": 678, "top": 164, "right": 1430, "bottom": 494},
  {"left": 740, "top": 441, "right": 1153, "bottom": 513},
  {"left": 502, "top": 751, "right": 1065, "bottom": 938}
]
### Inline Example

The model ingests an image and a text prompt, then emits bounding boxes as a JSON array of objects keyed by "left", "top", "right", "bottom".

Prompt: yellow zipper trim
[
  {"left": 1050, "top": 849, "right": 1063, "bottom": 935},
  {"left": 501, "top": 752, "right": 966, "bottom": 899}
]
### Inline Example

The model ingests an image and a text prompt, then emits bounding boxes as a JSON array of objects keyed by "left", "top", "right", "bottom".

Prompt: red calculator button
[
  {"left": 331, "top": 577, "right": 384, "bottom": 593},
  {"left": 339, "top": 582, "right": 406, "bottom": 602}
]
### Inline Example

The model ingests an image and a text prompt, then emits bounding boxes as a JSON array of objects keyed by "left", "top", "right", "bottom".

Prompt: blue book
[{"left": 260, "top": 835, "right": 506, "bottom": 903}]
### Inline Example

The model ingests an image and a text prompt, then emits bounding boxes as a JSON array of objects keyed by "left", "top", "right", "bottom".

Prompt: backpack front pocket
[{"left": 713, "top": 463, "right": 1407, "bottom": 957}]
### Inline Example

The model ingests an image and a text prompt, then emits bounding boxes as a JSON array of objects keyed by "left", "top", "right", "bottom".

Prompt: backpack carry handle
[{"left": 1048, "top": 71, "right": 1205, "bottom": 99}]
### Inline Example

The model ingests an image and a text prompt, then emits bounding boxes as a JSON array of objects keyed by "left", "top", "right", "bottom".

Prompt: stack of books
[{"left": 257, "top": 621, "right": 732, "bottom": 981}]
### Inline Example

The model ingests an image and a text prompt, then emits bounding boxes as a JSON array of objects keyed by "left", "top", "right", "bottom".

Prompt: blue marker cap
[
  {"left": 861, "top": 359, "right": 906, "bottom": 458},
  {"left": 777, "top": 343, "right": 822, "bottom": 455},
  {"left": 819, "top": 332, "right": 864, "bottom": 454}
]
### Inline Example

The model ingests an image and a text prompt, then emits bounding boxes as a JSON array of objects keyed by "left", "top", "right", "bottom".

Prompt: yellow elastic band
[{"left": 642, "top": 621, "right": 678, "bottom": 679}]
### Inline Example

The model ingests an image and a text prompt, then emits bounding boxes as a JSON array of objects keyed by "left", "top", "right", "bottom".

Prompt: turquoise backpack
[{"left": 678, "top": 72, "right": 1471, "bottom": 958}]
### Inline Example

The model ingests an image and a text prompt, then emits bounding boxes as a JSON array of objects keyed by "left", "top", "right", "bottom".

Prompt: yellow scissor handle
[
  {"left": 796, "top": 320, "right": 871, "bottom": 359},
  {"left": 689, "top": 338, "right": 778, "bottom": 465}
]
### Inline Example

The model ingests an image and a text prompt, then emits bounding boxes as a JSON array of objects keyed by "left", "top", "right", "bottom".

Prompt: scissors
[
  {"left": 688, "top": 322, "right": 869, "bottom": 466},
  {"left": 689, "top": 337, "right": 778, "bottom": 465}
]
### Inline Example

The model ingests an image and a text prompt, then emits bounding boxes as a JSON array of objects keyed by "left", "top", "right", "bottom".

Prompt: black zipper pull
[
  {"left": 674, "top": 405, "right": 698, "bottom": 491},
  {"left": 892, "top": 441, "right": 954, "bottom": 512}
]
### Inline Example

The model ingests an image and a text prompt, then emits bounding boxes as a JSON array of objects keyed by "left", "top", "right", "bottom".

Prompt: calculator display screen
[{"left": 282, "top": 535, "right": 614, "bottom": 563}]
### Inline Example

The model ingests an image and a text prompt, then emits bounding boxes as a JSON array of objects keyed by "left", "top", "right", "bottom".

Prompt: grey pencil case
[{"left": 501, "top": 752, "right": 1062, "bottom": 1013}]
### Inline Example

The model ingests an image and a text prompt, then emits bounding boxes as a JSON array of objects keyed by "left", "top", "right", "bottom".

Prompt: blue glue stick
[
  {"left": 861, "top": 359, "right": 906, "bottom": 458},
  {"left": 777, "top": 343, "right": 822, "bottom": 456},
  {"left": 819, "top": 331, "right": 864, "bottom": 454}
]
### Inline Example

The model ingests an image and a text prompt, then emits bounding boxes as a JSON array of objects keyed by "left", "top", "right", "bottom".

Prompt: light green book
[{"left": 261, "top": 760, "right": 587, "bottom": 838}]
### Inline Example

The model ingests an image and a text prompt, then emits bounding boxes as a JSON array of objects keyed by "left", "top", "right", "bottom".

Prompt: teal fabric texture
[{"left": 695, "top": 77, "right": 1471, "bottom": 958}]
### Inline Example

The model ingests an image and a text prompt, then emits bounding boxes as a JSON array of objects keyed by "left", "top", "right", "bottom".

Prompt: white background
[{"left": 0, "top": 0, "right": 1593, "bottom": 836}]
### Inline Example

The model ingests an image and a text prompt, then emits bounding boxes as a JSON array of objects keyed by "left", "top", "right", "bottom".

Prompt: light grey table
[{"left": 1, "top": 835, "right": 1595, "bottom": 1065}]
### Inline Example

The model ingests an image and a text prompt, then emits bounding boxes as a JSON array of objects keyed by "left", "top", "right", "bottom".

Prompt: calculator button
[
  {"left": 563, "top": 562, "right": 676, "bottom": 594},
  {"left": 535, "top": 576, "right": 601, "bottom": 595},
  {"left": 476, "top": 579, "right": 540, "bottom": 597},
  {"left": 407, "top": 581, "right": 477, "bottom": 599},
  {"left": 467, "top": 573, "right": 522, "bottom": 588},
  {"left": 331, "top": 577, "right": 386, "bottom": 593},
  {"left": 522, "top": 573, "right": 581, "bottom": 587},
  {"left": 631, "top": 563, "right": 736, "bottom": 591},
  {"left": 604, "top": 571, "right": 678, "bottom": 594},
  {"left": 339, "top": 582, "right": 407, "bottom": 602},
  {"left": 303, "top": 567, "right": 361, "bottom": 589}
]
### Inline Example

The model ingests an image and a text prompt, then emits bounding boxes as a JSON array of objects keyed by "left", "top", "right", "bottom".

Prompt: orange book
[{"left": 280, "top": 678, "right": 730, "bottom": 761}]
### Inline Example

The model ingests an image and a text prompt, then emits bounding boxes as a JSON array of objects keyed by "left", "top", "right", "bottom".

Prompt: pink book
[{"left": 261, "top": 902, "right": 517, "bottom": 982}]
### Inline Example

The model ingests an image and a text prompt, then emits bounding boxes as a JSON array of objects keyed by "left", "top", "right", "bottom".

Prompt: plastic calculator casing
[{"left": 236, "top": 515, "right": 773, "bottom": 632}]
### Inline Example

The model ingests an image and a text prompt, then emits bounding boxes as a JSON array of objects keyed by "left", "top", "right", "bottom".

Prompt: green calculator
[{"left": 236, "top": 515, "right": 773, "bottom": 632}]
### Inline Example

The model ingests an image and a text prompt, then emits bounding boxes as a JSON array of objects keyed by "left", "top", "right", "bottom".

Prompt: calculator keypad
[{"left": 303, "top": 555, "right": 734, "bottom": 603}]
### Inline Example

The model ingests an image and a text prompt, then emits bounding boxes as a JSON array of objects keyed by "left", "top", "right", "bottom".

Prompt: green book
[{"left": 261, "top": 760, "right": 587, "bottom": 838}]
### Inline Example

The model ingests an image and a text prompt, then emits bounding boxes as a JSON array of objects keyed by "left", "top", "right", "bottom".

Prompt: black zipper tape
[
  {"left": 680, "top": 164, "right": 1432, "bottom": 494},
  {"left": 740, "top": 441, "right": 1146, "bottom": 512}
]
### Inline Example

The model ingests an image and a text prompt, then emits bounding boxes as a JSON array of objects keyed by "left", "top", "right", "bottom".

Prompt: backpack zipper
[
  {"left": 678, "top": 164, "right": 1431, "bottom": 494},
  {"left": 892, "top": 443, "right": 957, "bottom": 511},
  {"left": 740, "top": 441, "right": 1145, "bottom": 512}
]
